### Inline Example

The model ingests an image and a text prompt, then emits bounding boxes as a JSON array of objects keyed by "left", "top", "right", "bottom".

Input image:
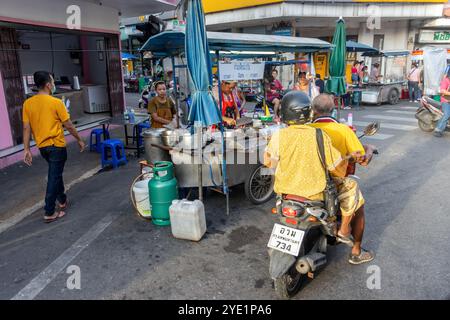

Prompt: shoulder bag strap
[{"left": 315, "top": 128, "right": 332, "bottom": 183}]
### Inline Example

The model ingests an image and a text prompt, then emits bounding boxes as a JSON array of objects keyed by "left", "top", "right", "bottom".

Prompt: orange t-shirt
[{"left": 22, "top": 94, "right": 70, "bottom": 148}]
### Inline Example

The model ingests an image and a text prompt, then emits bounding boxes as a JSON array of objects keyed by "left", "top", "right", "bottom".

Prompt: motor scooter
[
  {"left": 267, "top": 122, "right": 379, "bottom": 299},
  {"left": 415, "top": 96, "right": 450, "bottom": 132}
]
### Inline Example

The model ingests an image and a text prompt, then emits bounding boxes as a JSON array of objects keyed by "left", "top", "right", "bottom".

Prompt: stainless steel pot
[
  {"left": 142, "top": 129, "right": 171, "bottom": 164},
  {"left": 161, "top": 129, "right": 179, "bottom": 147}
]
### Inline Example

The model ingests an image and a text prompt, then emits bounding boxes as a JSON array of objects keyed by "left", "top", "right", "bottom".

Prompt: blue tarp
[
  {"left": 346, "top": 40, "right": 379, "bottom": 53},
  {"left": 121, "top": 52, "right": 138, "bottom": 60}
]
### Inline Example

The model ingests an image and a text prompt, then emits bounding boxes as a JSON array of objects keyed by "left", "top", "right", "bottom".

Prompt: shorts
[{"left": 334, "top": 177, "right": 365, "bottom": 217}]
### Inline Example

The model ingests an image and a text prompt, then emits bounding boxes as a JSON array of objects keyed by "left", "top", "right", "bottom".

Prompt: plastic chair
[
  {"left": 101, "top": 139, "right": 128, "bottom": 169},
  {"left": 135, "top": 121, "right": 151, "bottom": 147},
  {"left": 89, "top": 128, "right": 110, "bottom": 153}
]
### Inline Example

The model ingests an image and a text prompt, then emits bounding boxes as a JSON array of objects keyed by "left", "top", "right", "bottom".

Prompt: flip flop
[
  {"left": 336, "top": 232, "right": 355, "bottom": 247},
  {"left": 44, "top": 211, "right": 66, "bottom": 224},
  {"left": 59, "top": 199, "right": 68, "bottom": 210}
]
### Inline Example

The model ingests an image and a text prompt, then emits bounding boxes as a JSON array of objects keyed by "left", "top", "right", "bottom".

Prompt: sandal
[
  {"left": 44, "top": 211, "right": 66, "bottom": 223},
  {"left": 337, "top": 231, "right": 355, "bottom": 247},
  {"left": 348, "top": 248, "right": 375, "bottom": 265},
  {"left": 58, "top": 199, "right": 68, "bottom": 210}
]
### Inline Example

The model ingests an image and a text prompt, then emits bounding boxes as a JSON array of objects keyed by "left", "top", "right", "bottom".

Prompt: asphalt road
[{"left": 0, "top": 101, "right": 449, "bottom": 300}]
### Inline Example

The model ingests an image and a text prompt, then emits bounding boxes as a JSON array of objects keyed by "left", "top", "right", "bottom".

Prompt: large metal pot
[
  {"left": 178, "top": 133, "right": 207, "bottom": 150},
  {"left": 142, "top": 129, "right": 171, "bottom": 164},
  {"left": 161, "top": 129, "right": 179, "bottom": 147}
]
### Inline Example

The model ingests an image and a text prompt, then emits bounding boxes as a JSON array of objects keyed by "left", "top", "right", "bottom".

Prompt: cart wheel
[
  {"left": 245, "top": 165, "right": 275, "bottom": 205},
  {"left": 388, "top": 88, "right": 400, "bottom": 105}
]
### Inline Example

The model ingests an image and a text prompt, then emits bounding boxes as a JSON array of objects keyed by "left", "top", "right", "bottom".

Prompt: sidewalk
[{"left": 0, "top": 126, "right": 139, "bottom": 232}]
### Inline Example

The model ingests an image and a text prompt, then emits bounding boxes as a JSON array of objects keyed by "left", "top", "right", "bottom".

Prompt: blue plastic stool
[
  {"left": 101, "top": 139, "right": 127, "bottom": 169},
  {"left": 90, "top": 128, "right": 110, "bottom": 153},
  {"left": 135, "top": 121, "right": 151, "bottom": 147}
]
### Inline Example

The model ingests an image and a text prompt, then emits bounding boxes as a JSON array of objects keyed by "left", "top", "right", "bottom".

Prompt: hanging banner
[{"left": 219, "top": 61, "right": 265, "bottom": 81}]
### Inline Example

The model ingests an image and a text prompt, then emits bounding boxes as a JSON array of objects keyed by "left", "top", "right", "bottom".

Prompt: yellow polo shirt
[
  {"left": 22, "top": 95, "right": 70, "bottom": 148},
  {"left": 309, "top": 120, "right": 365, "bottom": 158},
  {"left": 265, "top": 125, "right": 345, "bottom": 199}
]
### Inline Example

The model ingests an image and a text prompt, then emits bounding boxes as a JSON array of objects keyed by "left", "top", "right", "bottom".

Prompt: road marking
[
  {"left": 399, "top": 106, "right": 419, "bottom": 110},
  {"left": 353, "top": 121, "right": 417, "bottom": 131},
  {"left": 385, "top": 110, "right": 416, "bottom": 115},
  {"left": 363, "top": 115, "right": 417, "bottom": 123},
  {"left": 11, "top": 215, "right": 113, "bottom": 300},
  {"left": 356, "top": 132, "right": 394, "bottom": 140}
]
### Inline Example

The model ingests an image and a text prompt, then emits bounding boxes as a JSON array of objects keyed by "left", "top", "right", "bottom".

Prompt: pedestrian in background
[
  {"left": 23, "top": 71, "right": 85, "bottom": 223},
  {"left": 315, "top": 74, "right": 325, "bottom": 94},
  {"left": 407, "top": 62, "right": 421, "bottom": 102}
]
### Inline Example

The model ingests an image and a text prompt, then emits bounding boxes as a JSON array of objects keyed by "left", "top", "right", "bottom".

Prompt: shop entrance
[{"left": 16, "top": 28, "right": 115, "bottom": 128}]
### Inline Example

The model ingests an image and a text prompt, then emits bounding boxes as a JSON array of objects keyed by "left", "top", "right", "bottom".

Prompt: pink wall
[{"left": 0, "top": 71, "right": 14, "bottom": 150}]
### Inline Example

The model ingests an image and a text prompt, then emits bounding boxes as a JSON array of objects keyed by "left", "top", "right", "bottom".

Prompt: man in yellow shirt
[
  {"left": 23, "top": 71, "right": 85, "bottom": 223},
  {"left": 309, "top": 94, "right": 375, "bottom": 265}
]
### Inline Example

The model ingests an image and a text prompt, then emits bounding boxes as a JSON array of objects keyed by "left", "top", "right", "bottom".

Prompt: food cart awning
[
  {"left": 363, "top": 50, "right": 410, "bottom": 57},
  {"left": 346, "top": 40, "right": 379, "bottom": 54},
  {"left": 139, "top": 30, "right": 332, "bottom": 57}
]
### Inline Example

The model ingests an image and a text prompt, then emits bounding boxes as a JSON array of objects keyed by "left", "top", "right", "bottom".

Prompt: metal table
[{"left": 99, "top": 114, "right": 150, "bottom": 158}]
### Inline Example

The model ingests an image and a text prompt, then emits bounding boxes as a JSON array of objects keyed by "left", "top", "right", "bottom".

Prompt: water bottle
[
  {"left": 129, "top": 109, "right": 136, "bottom": 123},
  {"left": 331, "top": 108, "right": 338, "bottom": 119},
  {"left": 347, "top": 113, "right": 353, "bottom": 127}
]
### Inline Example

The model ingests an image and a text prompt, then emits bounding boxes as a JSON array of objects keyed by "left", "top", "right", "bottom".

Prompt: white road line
[
  {"left": 363, "top": 115, "right": 417, "bottom": 123},
  {"left": 11, "top": 215, "right": 114, "bottom": 300},
  {"left": 356, "top": 132, "right": 394, "bottom": 140},
  {"left": 399, "top": 106, "right": 419, "bottom": 110},
  {"left": 385, "top": 110, "right": 416, "bottom": 115},
  {"left": 353, "top": 120, "right": 417, "bottom": 131}
]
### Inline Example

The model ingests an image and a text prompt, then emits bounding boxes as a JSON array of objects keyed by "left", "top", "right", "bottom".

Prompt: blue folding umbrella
[
  {"left": 185, "top": 0, "right": 228, "bottom": 209},
  {"left": 185, "top": 0, "right": 222, "bottom": 126}
]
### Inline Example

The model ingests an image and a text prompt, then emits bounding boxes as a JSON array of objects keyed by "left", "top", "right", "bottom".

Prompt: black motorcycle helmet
[{"left": 280, "top": 91, "right": 312, "bottom": 125}]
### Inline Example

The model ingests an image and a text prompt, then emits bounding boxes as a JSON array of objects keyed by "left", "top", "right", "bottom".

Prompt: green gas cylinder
[{"left": 148, "top": 161, "right": 178, "bottom": 226}]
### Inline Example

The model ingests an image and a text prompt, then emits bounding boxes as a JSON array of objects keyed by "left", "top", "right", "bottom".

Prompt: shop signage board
[
  {"left": 219, "top": 61, "right": 265, "bottom": 81},
  {"left": 419, "top": 30, "right": 450, "bottom": 43}
]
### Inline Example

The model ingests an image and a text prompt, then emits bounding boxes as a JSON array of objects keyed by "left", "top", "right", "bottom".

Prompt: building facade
[
  {"left": 0, "top": 0, "right": 177, "bottom": 159},
  {"left": 204, "top": 0, "right": 448, "bottom": 52}
]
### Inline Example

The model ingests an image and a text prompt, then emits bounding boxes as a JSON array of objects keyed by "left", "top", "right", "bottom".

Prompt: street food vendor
[
  {"left": 213, "top": 80, "right": 240, "bottom": 128},
  {"left": 148, "top": 81, "right": 177, "bottom": 128}
]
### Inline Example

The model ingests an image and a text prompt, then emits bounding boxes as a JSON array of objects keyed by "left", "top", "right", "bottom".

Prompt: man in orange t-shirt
[{"left": 22, "top": 71, "right": 85, "bottom": 222}]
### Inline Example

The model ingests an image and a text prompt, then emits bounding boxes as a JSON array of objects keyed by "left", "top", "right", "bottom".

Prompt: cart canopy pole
[
  {"left": 171, "top": 56, "right": 180, "bottom": 129},
  {"left": 216, "top": 50, "right": 230, "bottom": 216}
]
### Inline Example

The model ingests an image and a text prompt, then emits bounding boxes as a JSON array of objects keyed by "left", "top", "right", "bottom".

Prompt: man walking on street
[
  {"left": 434, "top": 68, "right": 450, "bottom": 137},
  {"left": 407, "top": 62, "right": 421, "bottom": 102},
  {"left": 23, "top": 71, "right": 86, "bottom": 223}
]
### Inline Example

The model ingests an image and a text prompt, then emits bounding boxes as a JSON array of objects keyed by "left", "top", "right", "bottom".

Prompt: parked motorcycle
[
  {"left": 415, "top": 96, "right": 450, "bottom": 132},
  {"left": 254, "top": 82, "right": 293, "bottom": 113},
  {"left": 267, "top": 122, "right": 379, "bottom": 299},
  {"left": 138, "top": 83, "right": 155, "bottom": 109}
]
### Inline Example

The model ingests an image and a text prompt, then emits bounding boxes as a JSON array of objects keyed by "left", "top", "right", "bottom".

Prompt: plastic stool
[
  {"left": 135, "top": 121, "right": 151, "bottom": 147},
  {"left": 90, "top": 128, "right": 110, "bottom": 153},
  {"left": 101, "top": 139, "right": 128, "bottom": 169}
]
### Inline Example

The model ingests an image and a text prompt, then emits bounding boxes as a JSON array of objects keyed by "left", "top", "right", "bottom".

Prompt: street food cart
[
  {"left": 139, "top": 31, "right": 331, "bottom": 206},
  {"left": 360, "top": 50, "right": 409, "bottom": 105}
]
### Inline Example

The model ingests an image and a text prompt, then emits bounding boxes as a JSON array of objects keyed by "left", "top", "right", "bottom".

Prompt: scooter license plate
[{"left": 267, "top": 223, "right": 305, "bottom": 256}]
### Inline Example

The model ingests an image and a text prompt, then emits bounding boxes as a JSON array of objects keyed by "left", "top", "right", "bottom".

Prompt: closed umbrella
[
  {"left": 326, "top": 18, "right": 347, "bottom": 115},
  {"left": 185, "top": 0, "right": 228, "bottom": 207},
  {"left": 185, "top": 0, "right": 222, "bottom": 126}
]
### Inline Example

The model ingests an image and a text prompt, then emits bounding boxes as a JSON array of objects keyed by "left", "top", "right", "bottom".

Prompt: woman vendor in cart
[
  {"left": 148, "top": 81, "right": 177, "bottom": 128},
  {"left": 213, "top": 80, "right": 240, "bottom": 128}
]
